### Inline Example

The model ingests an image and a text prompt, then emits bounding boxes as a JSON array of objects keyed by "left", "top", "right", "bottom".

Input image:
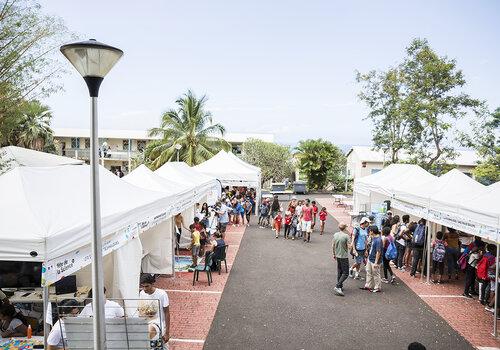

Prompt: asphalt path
[{"left": 204, "top": 203, "right": 473, "bottom": 350}]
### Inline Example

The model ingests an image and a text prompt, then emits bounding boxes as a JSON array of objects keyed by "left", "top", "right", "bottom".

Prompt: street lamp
[
  {"left": 60, "top": 39, "right": 123, "bottom": 350},
  {"left": 175, "top": 144, "right": 182, "bottom": 162}
]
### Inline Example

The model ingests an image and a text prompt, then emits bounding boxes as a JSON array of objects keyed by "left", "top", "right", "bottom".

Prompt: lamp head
[
  {"left": 60, "top": 39, "right": 123, "bottom": 97},
  {"left": 175, "top": 144, "right": 182, "bottom": 150}
]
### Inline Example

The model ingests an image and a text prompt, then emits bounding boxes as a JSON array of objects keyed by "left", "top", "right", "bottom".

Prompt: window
[
  {"left": 137, "top": 140, "right": 146, "bottom": 152},
  {"left": 371, "top": 169, "right": 381, "bottom": 174},
  {"left": 123, "top": 139, "right": 129, "bottom": 151},
  {"left": 71, "top": 138, "right": 80, "bottom": 149},
  {"left": 84, "top": 138, "right": 90, "bottom": 149}
]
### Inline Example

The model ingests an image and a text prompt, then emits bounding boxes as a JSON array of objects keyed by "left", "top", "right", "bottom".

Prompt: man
[
  {"left": 349, "top": 217, "right": 370, "bottom": 279},
  {"left": 362, "top": 226, "right": 383, "bottom": 293},
  {"left": 174, "top": 213, "right": 188, "bottom": 250},
  {"left": 217, "top": 200, "right": 231, "bottom": 235},
  {"left": 410, "top": 219, "right": 427, "bottom": 277},
  {"left": 332, "top": 223, "right": 350, "bottom": 296},
  {"left": 382, "top": 211, "right": 393, "bottom": 228},
  {"left": 301, "top": 199, "right": 313, "bottom": 243},
  {"left": 311, "top": 200, "right": 319, "bottom": 230},
  {"left": 139, "top": 274, "right": 170, "bottom": 343},
  {"left": 79, "top": 288, "right": 124, "bottom": 318}
]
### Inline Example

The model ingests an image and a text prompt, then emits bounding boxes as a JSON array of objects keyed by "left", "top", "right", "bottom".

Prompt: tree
[
  {"left": 145, "top": 90, "right": 231, "bottom": 168},
  {"left": 241, "top": 138, "right": 294, "bottom": 186},
  {"left": 356, "top": 68, "right": 417, "bottom": 163},
  {"left": 295, "top": 139, "right": 346, "bottom": 190},
  {"left": 401, "top": 38, "right": 485, "bottom": 170}
]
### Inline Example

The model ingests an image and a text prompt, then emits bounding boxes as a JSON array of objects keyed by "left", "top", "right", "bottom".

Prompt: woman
[
  {"left": 381, "top": 226, "right": 396, "bottom": 284},
  {"left": 270, "top": 196, "right": 280, "bottom": 231},
  {"left": 0, "top": 304, "right": 27, "bottom": 338},
  {"left": 390, "top": 216, "right": 404, "bottom": 270},
  {"left": 47, "top": 299, "right": 81, "bottom": 350},
  {"left": 200, "top": 202, "right": 210, "bottom": 228},
  {"left": 445, "top": 227, "right": 460, "bottom": 280}
]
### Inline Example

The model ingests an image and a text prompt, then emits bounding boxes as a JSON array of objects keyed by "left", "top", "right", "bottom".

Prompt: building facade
[
  {"left": 53, "top": 128, "right": 274, "bottom": 173},
  {"left": 346, "top": 146, "right": 480, "bottom": 180}
]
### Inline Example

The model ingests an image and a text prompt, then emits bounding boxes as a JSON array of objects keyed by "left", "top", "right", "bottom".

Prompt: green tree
[
  {"left": 145, "top": 90, "right": 230, "bottom": 168},
  {"left": 401, "top": 38, "right": 485, "bottom": 169},
  {"left": 295, "top": 139, "right": 346, "bottom": 190},
  {"left": 241, "top": 138, "right": 294, "bottom": 186}
]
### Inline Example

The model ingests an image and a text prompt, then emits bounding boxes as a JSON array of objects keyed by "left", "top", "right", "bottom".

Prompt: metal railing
[{"left": 62, "top": 149, "right": 141, "bottom": 161}]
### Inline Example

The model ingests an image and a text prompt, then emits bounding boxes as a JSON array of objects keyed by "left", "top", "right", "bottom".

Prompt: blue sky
[{"left": 41, "top": 0, "right": 500, "bottom": 145}]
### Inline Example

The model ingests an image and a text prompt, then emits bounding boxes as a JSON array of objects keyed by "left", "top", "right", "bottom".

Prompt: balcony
[{"left": 62, "top": 148, "right": 141, "bottom": 161}]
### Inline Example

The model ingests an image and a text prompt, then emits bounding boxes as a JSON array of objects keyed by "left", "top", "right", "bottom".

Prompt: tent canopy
[
  {"left": 194, "top": 151, "right": 261, "bottom": 188},
  {"left": 0, "top": 165, "right": 171, "bottom": 262},
  {"left": 123, "top": 164, "right": 190, "bottom": 195},
  {"left": 0, "top": 146, "right": 83, "bottom": 170},
  {"left": 155, "top": 161, "right": 216, "bottom": 188}
]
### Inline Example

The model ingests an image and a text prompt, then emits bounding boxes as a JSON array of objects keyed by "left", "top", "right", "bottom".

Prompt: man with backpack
[
  {"left": 349, "top": 217, "right": 370, "bottom": 279},
  {"left": 410, "top": 219, "right": 427, "bottom": 277},
  {"left": 431, "top": 231, "right": 447, "bottom": 284}
]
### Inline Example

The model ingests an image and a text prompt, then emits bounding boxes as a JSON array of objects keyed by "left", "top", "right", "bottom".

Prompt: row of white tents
[{"left": 0, "top": 147, "right": 261, "bottom": 304}]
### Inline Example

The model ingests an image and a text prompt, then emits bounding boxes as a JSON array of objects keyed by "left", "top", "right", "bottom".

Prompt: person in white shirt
[
  {"left": 139, "top": 274, "right": 170, "bottom": 343},
  {"left": 79, "top": 288, "right": 125, "bottom": 318},
  {"left": 47, "top": 299, "right": 80, "bottom": 350}
]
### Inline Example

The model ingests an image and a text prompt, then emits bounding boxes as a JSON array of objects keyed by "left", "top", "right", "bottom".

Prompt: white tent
[
  {"left": 0, "top": 146, "right": 83, "bottom": 171},
  {"left": 0, "top": 165, "right": 176, "bottom": 300}
]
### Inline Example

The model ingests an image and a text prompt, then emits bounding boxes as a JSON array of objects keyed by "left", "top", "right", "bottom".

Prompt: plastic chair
[
  {"left": 215, "top": 245, "right": 229, "bottom": 275},
  {"left": 193, "top": 252, "right": 214, "bottom": 286}
]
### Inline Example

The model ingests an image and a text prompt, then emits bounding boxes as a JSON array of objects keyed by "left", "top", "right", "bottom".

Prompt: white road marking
[{"left": 165, "top": 289, "right": 222, "bottom": 294}]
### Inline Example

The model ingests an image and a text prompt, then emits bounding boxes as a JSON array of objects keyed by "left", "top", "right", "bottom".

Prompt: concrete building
[
  {"left": 53, "top": 128, "right": 274, "bottom": 173},
  {"left": 346, "top": 146, "right": 480, "bottom": 180}
]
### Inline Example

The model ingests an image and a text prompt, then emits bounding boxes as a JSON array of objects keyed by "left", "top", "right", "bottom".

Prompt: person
[
  {"left": 270, "top": 196, "right": 280, "bottom": 231},
  {"left": 301, "top": 199, "right": 313, "bottom": 243},
  {"left": 410, "top": 219, "right": 427, "bottom": 277},
  {"left": 361, "top": 226, "right": 383, "bottom": 293},
  {"left": 0, "top": 304, "right": 27, "bottom": 338},
  {"left": 463, "top": 244, "right": 481, "bottom": 298},
  {"left": 382, "top": 211, "right": 393, "bottom": 228},
  {"left": 217, "top": 201, "right": 231, "bottom": 235},
  {"left": 431, "top": 231, "right": 447, "bottom": 284},
  {"left": 80, "top": 288, "right": 125, "bottom": 318},
  {"left": 209, "top": 232, "right": 227, "bottom": 271},
  {"left": 232, "top": 201, "right": 241, "bottom": 226},
  {"left": 274, "top": 211, "right": 283, "bottom": 239},
  {"left": 477, "top": 244, "right": 496, "bottom": 305},
  {"left": 258, "top": 200, "right": 270, "bottom": 228},
  {"left": 311, "top": 201, "right": 319, "bottom": 231},
  {"left": 206, "top": 209, "right": 219, "bottom": 238},
  {"left": 189, "top": 223, "right": 201, "bottom": 267},
  {"left": 403, "top": 221, "right": 416, "bottom": 271},
  {"left": 193, "top": 217, "right": 207, "bottom": 258},
  {"left": 390, "top": 216, "right": 404, "bottom": 270},
  {"left": 200, "top": 202, "right": 210, "bottom": 225},
  {"left": 349, "top": 217, "right": 370, "bottom": 280},
  {"left": 381, "top": 226, "right": 395, "bottom": 284},
  {"left": 238, "top": 199, "right": 246, "bottom": 225},
  {"left": 444, "top": 227, "right": 460, "bottom": 280},
  {"left": 139, "top": 274, "right": 170, "bottom": 343},
  {"left": 332, "top": 223, "right": 350, "bottom": 296},
  {"left": 295, "top": 200, "right": 303, "bottom": 238},
  {"left": 244, "top": 200, "right": 252, "bottom": 226},
  {"left": 174, "top": 213, "right": 188, "bottom": 249},
  {"left": 319, "top": 207, "right": 327, "bottom": 235},
  {"left": 283, "top": 211, "right": 292, "bottom": 239},
  {"left": 47, "top": 299, "right": 80, "bottom": 350},
  {"left": 290, "top": 213, "right": 299, "bottom": 240}
]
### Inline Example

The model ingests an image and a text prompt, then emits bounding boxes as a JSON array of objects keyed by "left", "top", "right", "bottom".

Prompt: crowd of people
[
  {"left": 258, "top": 196, "right": 328, "bottom": 241},
  {"left": 331, "top": 210, "right": 500, "bottom": 317}
]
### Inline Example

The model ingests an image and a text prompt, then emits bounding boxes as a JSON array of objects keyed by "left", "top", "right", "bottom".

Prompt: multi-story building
[
  {"left": 346, "top": 146, "right": 480, "bottom": 180},
  {"left": 53, "top": 128, "right": 274, "bottom": 173}
]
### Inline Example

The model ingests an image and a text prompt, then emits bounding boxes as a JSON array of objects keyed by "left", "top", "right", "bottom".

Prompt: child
[
  {"left": 311, "top": 200, "right": 319, "bottom": 230},
  {"left": 244, "top": 200, "right": 252, "bottom": 226},
  {"left": 189, "top": 224, "right": 201, "bottom": 268},
  {"left": 284, "top": 211, "right": 292, "bottom": 239},
  {"left": 259, "top": 201, "right": 270, "bottom": 228},
  {"left": 291, "top": 214, "right": 298, "bottom": 240},
  {"left": 274, "top": 211, "right": 283, "bottom": 238},
  {"left": 319, "top": 207, "right": 327, "bottom": 235},
  {"left": 431, "top": 231, "right": 447, "bottom": 284}
]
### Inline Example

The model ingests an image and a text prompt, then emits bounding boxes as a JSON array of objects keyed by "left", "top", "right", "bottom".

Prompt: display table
[
  {"left": 7, "top": 289, "right": 88, "bottom": 304},
  {"left": 0, "top": 336, "right": 43, "bottom": 349}
]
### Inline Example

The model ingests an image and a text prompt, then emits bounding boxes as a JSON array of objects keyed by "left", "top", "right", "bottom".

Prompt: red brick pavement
[
  {"left": 317, "top": 196, "right": 500, "bottom": 349},
  {"left": 155, "top": 224, "right": 246, "bottom": 350}
]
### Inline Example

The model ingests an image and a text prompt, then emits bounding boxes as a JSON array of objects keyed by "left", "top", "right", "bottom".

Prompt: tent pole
[
  {"left": 43, "top": 285, "right": 49, "bottom": 348},
  {"left": 494, "top": 240, "right": 499, "bottom": 337},
  {"left": 425, "top": 221, "right": 431, "bottom": 284}
]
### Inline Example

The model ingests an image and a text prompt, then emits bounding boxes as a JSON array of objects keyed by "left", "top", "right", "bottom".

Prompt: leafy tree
[
  {"left": 295, "top": 139, "right": 346, "bottom": 190},
  {"left": 241, "top": 138, "right": 294, "bottom": 186},
  {"left": 145, "top": 90, "right": 230, "bottom": 168}
]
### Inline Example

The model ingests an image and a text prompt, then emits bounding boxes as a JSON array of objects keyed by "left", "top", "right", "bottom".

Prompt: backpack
[
  {"left": 412, "top": 224, "right": 425, "bottom": 247},
  {"left": 385, "top": 240, "right": 398, "bottom": 260},
  {"left": 457, "top": 252, "right": 469, "bottom": 270},
  {"left": 432, "top": 240, "right": 446, "bottom": 262},
  {"left": 476, "top": 256, "right": 489, "bottom": 280}
]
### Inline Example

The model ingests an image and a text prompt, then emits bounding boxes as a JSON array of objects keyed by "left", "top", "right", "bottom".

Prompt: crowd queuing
[
  {"left": 332, "top": 210, "right": 500, "bottom": 316},
  {"left": 258, "top": 196, "right": 328, "bottom": 241}
]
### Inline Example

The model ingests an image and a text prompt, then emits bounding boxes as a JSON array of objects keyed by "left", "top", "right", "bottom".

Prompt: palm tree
[
  {"left": 16, "top": 100, "right": 54, "bottom": 151},
  {"left": 145, "top": 90, "right": 231, "bottom": 168}
]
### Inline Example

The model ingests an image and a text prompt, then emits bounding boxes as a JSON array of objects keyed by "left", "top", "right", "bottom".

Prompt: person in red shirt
[
  {"left": 283, "top": 211, "right": 292, "bottom": 239},
  {"left": 301, "top": 199, "right": 313, "bottom": 242},
  {"left": 274, "top": 212, "right": 283, "bottom": 238},
  {"left": 311, "top": 201, "right": 319, "bottom": 231},
  {"left": 319, "top": 207, "right": 327, "bottom": 235}
]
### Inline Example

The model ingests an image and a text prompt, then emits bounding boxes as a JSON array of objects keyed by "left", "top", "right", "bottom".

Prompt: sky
[{"left": 40, "top": 0, "right": 500, "bottom": 145}]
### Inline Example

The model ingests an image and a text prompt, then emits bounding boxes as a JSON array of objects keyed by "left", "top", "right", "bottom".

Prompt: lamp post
[
  {"left": 175, "top": 144, "right": 182, "bottom": 162},
  {"left": 60, "top": 39, "right": 123, "bottom": 350}
]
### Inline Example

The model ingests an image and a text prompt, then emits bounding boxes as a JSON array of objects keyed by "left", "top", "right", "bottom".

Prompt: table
[
  {"left": 343, "top": 200, "right": 354, "bottom": 210},
  {"left": 0, "top": 336, "right": 43, "bottom": 349},
  {"left": 9, "top": 290, "right": 87, "bottom": 304},
  {"left": 332, "top": 194, "right": 347, "bottom": 205}
]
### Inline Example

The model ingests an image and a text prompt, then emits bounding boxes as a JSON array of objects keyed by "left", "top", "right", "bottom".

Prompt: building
[
  {"left": 53, "top": 128, "right": 274, "bottom": 173},
  {"left": 346, "top": 146, "right": 480, "bottom": 180}
]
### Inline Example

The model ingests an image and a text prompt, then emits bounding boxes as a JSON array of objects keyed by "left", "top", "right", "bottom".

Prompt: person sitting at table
[
  {"left": 79, "top": 288, "right": 124, "bottom": 318},
  {"left": 209, "top": 232, "right": 226, "bottom": 271},
  {"left": 0, "top": 304, "right": 28, "bottom": 338},
  {"left": 47, "top": 299, "right": 80, "bottom": 350}
]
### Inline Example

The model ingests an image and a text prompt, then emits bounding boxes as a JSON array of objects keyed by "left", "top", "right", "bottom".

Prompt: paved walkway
[
  {"left": 155, "top": 224, "right": 246, "bottom": 350},
  {"left": 318, "top": 195, "right": 500, "bottom": 349},
  {"left": 204, "top": 200, "right": 472, "bottom": 350}
]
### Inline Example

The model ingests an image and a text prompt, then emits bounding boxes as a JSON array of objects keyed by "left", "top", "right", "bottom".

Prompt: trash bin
[
  {"left": 293, "top": 181, "right": 306, "bottom": 194},
  {"left": 271, "top": 183, "right": 286, "bottom": 192}
]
